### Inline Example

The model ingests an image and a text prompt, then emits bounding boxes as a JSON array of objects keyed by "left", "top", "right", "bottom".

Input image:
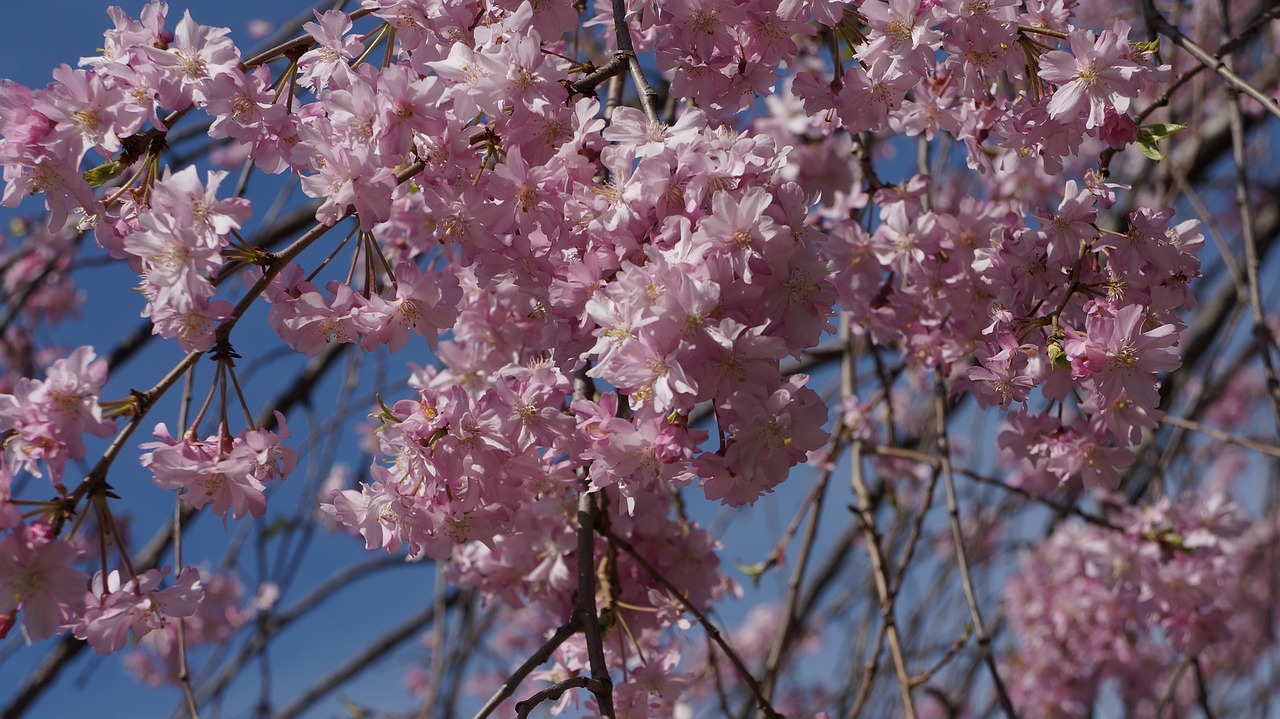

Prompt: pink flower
[
  {"left": 143, "top": 10, "right": 242, "bottom": 108},
  {"left": 298, "top": 137, "right": 397, "bottom": 229},
  {"left": 0, "top": 346, "right": 113, "bottom": 485},
  {"left": 296, "top": 9, "right": 363, "bottom": 90},
  {"left": 1073, "top": 304, "right": 1180, "bottom": 399},
  {"left": 1099, "top": 108, "right": 1138, "bottom": 150},
  {"left": 719, "top": 375, "right": 828, "bottom": 503},
  {"left": 967, "top": 333, "right": 1036, "bottom": 409},
  {"left": 1040, "top": 22, "right": 1146, "bottom": 129},
  {"left": 74, "top": 567, "right": 204, "bottom": 654},
  {"left": 143, "top": 418, "right": 294, "bottom": 520},
  {"left": 1, "top": 155, "right": 98, "bottom": 232},
  {"left": 0, "top": 524, "right": 87, "bottom": 641}
]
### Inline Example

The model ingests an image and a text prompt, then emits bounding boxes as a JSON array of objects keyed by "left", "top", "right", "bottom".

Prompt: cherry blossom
[{"left": 0, "top": 0, "right": 1268, "bottom": 715}]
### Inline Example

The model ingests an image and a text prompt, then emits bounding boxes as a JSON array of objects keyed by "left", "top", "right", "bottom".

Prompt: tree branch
[{"left": 599, "top": 526, "right": 783, "bottom": 719}]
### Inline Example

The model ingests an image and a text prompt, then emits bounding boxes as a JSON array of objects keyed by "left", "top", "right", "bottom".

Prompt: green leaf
[
  {"left": 338, "top": 697, "right": 368, "bottom": 718},
  {"left": 736, "top": 559, "right": 768, "bottom": 587},
  {"left": 370, "top": 393, "right": 401, "bottom": 423},
  {"left": 261, "top": 516, "right": 296, "bottom": 538},
  {"left": 1130, "top": 39, "right": 1160, "bottom": 57},
  {"left": 1136, "top": 139, "right": 1164, "bottom": 161},
  {"left": 1046, "top": 341, "right": 1072, "bottom": 371},
  {"left": 82, "top": 161, "right": 123, "bottom": 187},
  {"left": 1135, "top": 123, "right": 1187, "bottom": 162},
  {"left": 1143, "top": 123, "right": 1187, "bottom": 141}
]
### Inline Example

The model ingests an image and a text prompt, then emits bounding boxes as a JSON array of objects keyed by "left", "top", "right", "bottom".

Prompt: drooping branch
[
  {"left": 609, "top": 0, "right": 659, "bottom": 122},
  {"left": 932, "top": 384, "right": 1018, "bottom": 719},
  {"left": 848, "top": 440, "right": 917, "bottom": 719},
  {"left": 270, "top": 592, "right": 461, "bottom": 719},
  {"left": 514, "top": 676, "right": 596, "bottom": 718},
  {"left": 470, "top": 619, "right": 580, "bottom": 719},
  {"left": 574, "top": 488, "right": 617, "bottom": 718},
  {"left": 1141, "top": 0, "right": 1280, "bottom": 121},
  {"left": 599, "top": 525, "right": 783, "bottom": 719}
]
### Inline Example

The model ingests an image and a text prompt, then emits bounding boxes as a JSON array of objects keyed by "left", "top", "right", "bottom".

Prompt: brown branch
[
  {"left": 7, "top": 319, "right": 356, "bottom": 719},
  {"left": 514, "top": 676, "right": 597, "bottom": 718},
  {"left": 609, "top": 0, "right": 659, "bottom": 122},
  {"left": 1121, "top": 2, "right": 1280, "bottom": 131},
  {"left": 240, "top": 8, "right": 374, "bottom": 70},
  {"left": 758, "top": 468, "right": 832, "bottom": 708},
  {"left": 1161, "top": 415, "right": 1280, "bottom": 459},
  {"left": 55, "top": 155, "right": 424, "bottom": 536},
  {"left": 173, "top": 365, "right": 201, "bottom": 719},
  {"left": 867, "top": 443, "right": 1140, "bottom": 538},
  {"left": 742, "top": 479, "right": 828, "bottom": 586},
  {"left": 188, "top": 555, "right": 410, "bottom": 712},
  {"left": 1216, "top": 1, "right": 1280, "bottom": 433},
  {"left": 470, "top": 620, "right": 581, "bottom": 719},
  {"left": 1154, "top": 657, "right": 1193, "bottom": 717},
  {"left": 848, "top": 616, "right": 889, "bottom": 718},
  {"left": 849, "top": 440, "right": 917, "bottom": 719},
  {"left": 1192, "top": 657, "right": 1217, "bottom": 719},
  {"left": 1142, "top": 0, "right": 1280, "bottom": 121},
  {"left": 271, "top": 595, "right": 454, "bottom": 719},
  {"left": 932, "top": 385, "right": 1018, "bottom": 718},
  {"left": 599, "top": 525, "right": 783, "bottom": 719},
  {"left": 575, "top": 489, "right": 617, "bottom": 718},
  {"left": 566, "top": 53, "right": 630, "bottom": 98}
]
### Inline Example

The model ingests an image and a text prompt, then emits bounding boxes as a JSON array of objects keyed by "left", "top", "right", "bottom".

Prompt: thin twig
[
  {"left": 575, "top": 489, "right": 617, "bottom": 718},
  {"left": 567, "top": 53, "right": 630, "bottom": 98},
  {"left": 1142, "top": 0, "right": 1280, "bottom": 121},
  {"left": 189, "top": 555, "right": 409, "bottom": 710},
  {"left": 599, "top": 526, "right": 783, "bottom": 719},
  {"left": 609, "top": 0, "right": 660, "bottom": 122},
  {"left": 514, "top": 676, "right": 596, "bottom": 718},
  {"left": 1110, "top": 2, "right": 1280, "bottom": 136},
  {"left": 271, "top": 596, "right": 453, "bottom": 719},
  {"left": 933, "top": 384, "right": 1018, "bottom": 718},
  {"left": 908, "top": 627, "right": 973, "bottom": 687},
  {"left": 174, "top": 366, "right": 202, "bottom": 719},
  {"left": 1161, "top": 415, "right": 1280, "bottom": 459},
  {"left": 1192, "top": 657, "right": 1217, "bottom": 718},
  {"left": 1213, "top": 0, "right": 1280, "bottom": 434},
  {"left": 1154, "top": 657, "right": 1193, "bottom": 717},
  {"left": 419, "top": 561, "right": 450, "bottom": 719},
  {"left": 848, "top": 617, "right": 889, "bottom": 718},
  {"left": 757, "top": 468, "right": 831, "bottom": 710},
  {"left": 867, "top": 444, "right": 1135, "bottom": 538},
  {"left": 743, "top": 479, "right": 828, "bottom": 584},
  {"left": 707, "top": 632, "right": 735, "bottom": 718},
  {"left": 55, "top": 158, "right": 425, "bottom": 535},
  {"left": 849, "top": 440, "right": 917, "bottom": 719},
  {"left": 240, "top": 8, "right": 374, "bottom": 69},
  {"left": 470, "top": 620, "right": 581, "bottom": 719}
]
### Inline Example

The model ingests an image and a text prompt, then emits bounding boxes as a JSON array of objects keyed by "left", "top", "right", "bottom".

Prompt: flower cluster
[
  {"left": 72, "top": 566, "right": 204, "bottom": 654},
  {"left": 0, "top": 0, "right": 1241, "bottom": 712},
  {"left": 0, "top": 346, "right": 113, "bottom": 488},
  {"left": 142, "top": 412, "right": 297, "bottom": 520},
  {"left": 0, "top": 521, "right": 87, "bottom": 641},
  {"left": 123, "top": 569, "right": 264, "bottom": 686},
  {"left": 1004, "top": 493, "right": 1275, "bottom": 717},
  {"left": 110, "top": 167, "right": 250, "bottom": 352}
]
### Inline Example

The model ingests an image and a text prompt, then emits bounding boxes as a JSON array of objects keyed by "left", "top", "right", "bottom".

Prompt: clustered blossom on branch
[
  {"left": 1004, "top": 492, "right": 1275, "bottom": 717},
  {"left": 142, "top": 412, "right": 297, "bottom": 520},
  {"left": 0, "top": 346, "right": 113, "bottom": 489},
  {"left": 0, "top": 0, "right": 1273, "bottom": 715}
]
